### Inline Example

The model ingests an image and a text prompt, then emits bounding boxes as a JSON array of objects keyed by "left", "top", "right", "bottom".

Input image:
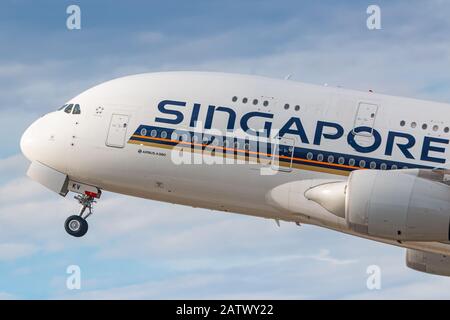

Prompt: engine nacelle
[
  {"left": 346, "top": 170, "right": 450, "bottom": 242},
  {"left": 406, "top": 249, "right": 450, "bottom": 276}
]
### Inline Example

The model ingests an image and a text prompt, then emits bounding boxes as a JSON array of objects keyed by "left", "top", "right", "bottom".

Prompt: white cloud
[
  {"left": 0, "top": 63, "right": 28, "bottom": 77},
  {"left": 0, "top": 292, "right": 17, "bottom": 300},
  {"left": 0, "top": 154, "right": 29, "bottom": 181},
  {"left": 0, "top": 177, "right": 50, "bottom": 203},
  {"left": 0, "top": 243, "right": 38, "bottom": 261},
  {"left": 310, "top": 249, "right": 358, "bottom": 266},
  {"left": 62, "top": 274, "right": 225, "bottom": 300},
  {"left": 346, "top": 277, "right": 450, "bottom": 300},
  {"left": 135, "top": 31, "right": 165, "bottom": 44}
]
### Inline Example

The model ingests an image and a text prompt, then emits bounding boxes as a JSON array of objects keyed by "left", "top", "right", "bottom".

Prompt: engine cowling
[
  {"left": 406, "top": 249, "right": 450, "bottom": 276},
  {"left": 346, "top": 170, "right": 450, "bottom": 242}
]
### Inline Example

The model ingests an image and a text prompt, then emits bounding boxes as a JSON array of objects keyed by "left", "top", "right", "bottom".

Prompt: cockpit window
[
  {"left": 73, "top": 104, "right": 81, "bottom": 115},
  {"left": 58, "top": 104, "right": 68, "bottom": 111},
  {"left": 64, "top": 104, "right": 74, "bottom": 113}
]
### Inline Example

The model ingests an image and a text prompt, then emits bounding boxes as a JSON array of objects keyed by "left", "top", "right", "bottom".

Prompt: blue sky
[{"left": 1, "top": 0, "right": 450, "bottom": 299}]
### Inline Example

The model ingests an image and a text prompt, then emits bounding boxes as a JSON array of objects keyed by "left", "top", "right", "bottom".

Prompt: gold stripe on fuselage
[{"left": 128, "top": 137, "right": 352, "bottom": 177}]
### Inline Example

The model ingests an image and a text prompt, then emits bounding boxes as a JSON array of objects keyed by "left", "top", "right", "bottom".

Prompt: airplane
[{"left": 20, "top": 71, "right": 450, "bottom": 277}]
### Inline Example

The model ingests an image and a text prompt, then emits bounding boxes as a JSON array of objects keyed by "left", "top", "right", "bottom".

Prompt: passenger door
[
  {"left": 106, "top": 114, "right": 130, "bottom": 148},
  {"left": 353, "top": 102, "right": 378, "bottom": 137},
  {"left": 271, "top": 136, "right": 294, "bottom": 173}
]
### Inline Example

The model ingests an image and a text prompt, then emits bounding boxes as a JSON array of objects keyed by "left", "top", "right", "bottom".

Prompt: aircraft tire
[{"left": 65, "top": 215, "right": 88, "bottom": 237}]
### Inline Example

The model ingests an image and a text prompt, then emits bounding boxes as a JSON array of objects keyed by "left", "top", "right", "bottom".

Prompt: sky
[{"left": 1, "top": 0, "right": 450, "bottom": 299}]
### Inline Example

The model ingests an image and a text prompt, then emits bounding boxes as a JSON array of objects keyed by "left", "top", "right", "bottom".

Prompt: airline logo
[{"left": 152, "top": 100, "right": 449, "bottom": 165}]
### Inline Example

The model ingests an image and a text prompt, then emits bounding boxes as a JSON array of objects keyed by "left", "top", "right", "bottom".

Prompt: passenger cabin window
[{"left": 64, "top": 104, "right": 74, "bottom": 114}]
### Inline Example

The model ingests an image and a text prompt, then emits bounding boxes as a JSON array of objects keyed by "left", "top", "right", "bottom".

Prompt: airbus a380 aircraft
[{"left": 20, "top": 72, "right": 450, "bottom": 276}]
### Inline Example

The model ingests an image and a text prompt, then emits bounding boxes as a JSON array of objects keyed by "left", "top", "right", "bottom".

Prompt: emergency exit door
[{"left": 106, "top": 114, "right": 130, "bottom": 148}]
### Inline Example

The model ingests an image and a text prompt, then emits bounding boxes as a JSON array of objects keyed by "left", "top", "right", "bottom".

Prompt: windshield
[{"left": 64, "top": 104, "right": 74, "bottom": 113}]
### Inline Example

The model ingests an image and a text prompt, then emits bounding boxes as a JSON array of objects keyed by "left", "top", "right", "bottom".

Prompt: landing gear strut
[{"left": 64, "top": 194, "right": 97, "bottom": 237}]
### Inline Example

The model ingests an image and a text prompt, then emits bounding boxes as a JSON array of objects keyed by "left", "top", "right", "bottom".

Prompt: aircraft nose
[
  {"left": 20, "top": 114, "right": 68, "bottom": 173},
  {"left": 20, "top": 121, "right": 38, "bottom": 162}
]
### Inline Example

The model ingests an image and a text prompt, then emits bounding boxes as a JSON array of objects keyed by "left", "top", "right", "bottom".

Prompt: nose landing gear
[{"left": 64, "top": 194, "right": 97, "bottom": 237}]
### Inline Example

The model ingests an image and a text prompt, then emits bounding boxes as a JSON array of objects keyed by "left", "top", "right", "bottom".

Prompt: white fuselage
[{"left": 20, "top": 72, "right": 450, "bottom": 255}]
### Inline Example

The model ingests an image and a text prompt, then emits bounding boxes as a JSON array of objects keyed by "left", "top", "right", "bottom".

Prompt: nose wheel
[
  {"left": 65, "top": 215, "right": 88, "bottom": 237},
  {"left": 64, "top": 194, "right": 97, "bottom": 237}
]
